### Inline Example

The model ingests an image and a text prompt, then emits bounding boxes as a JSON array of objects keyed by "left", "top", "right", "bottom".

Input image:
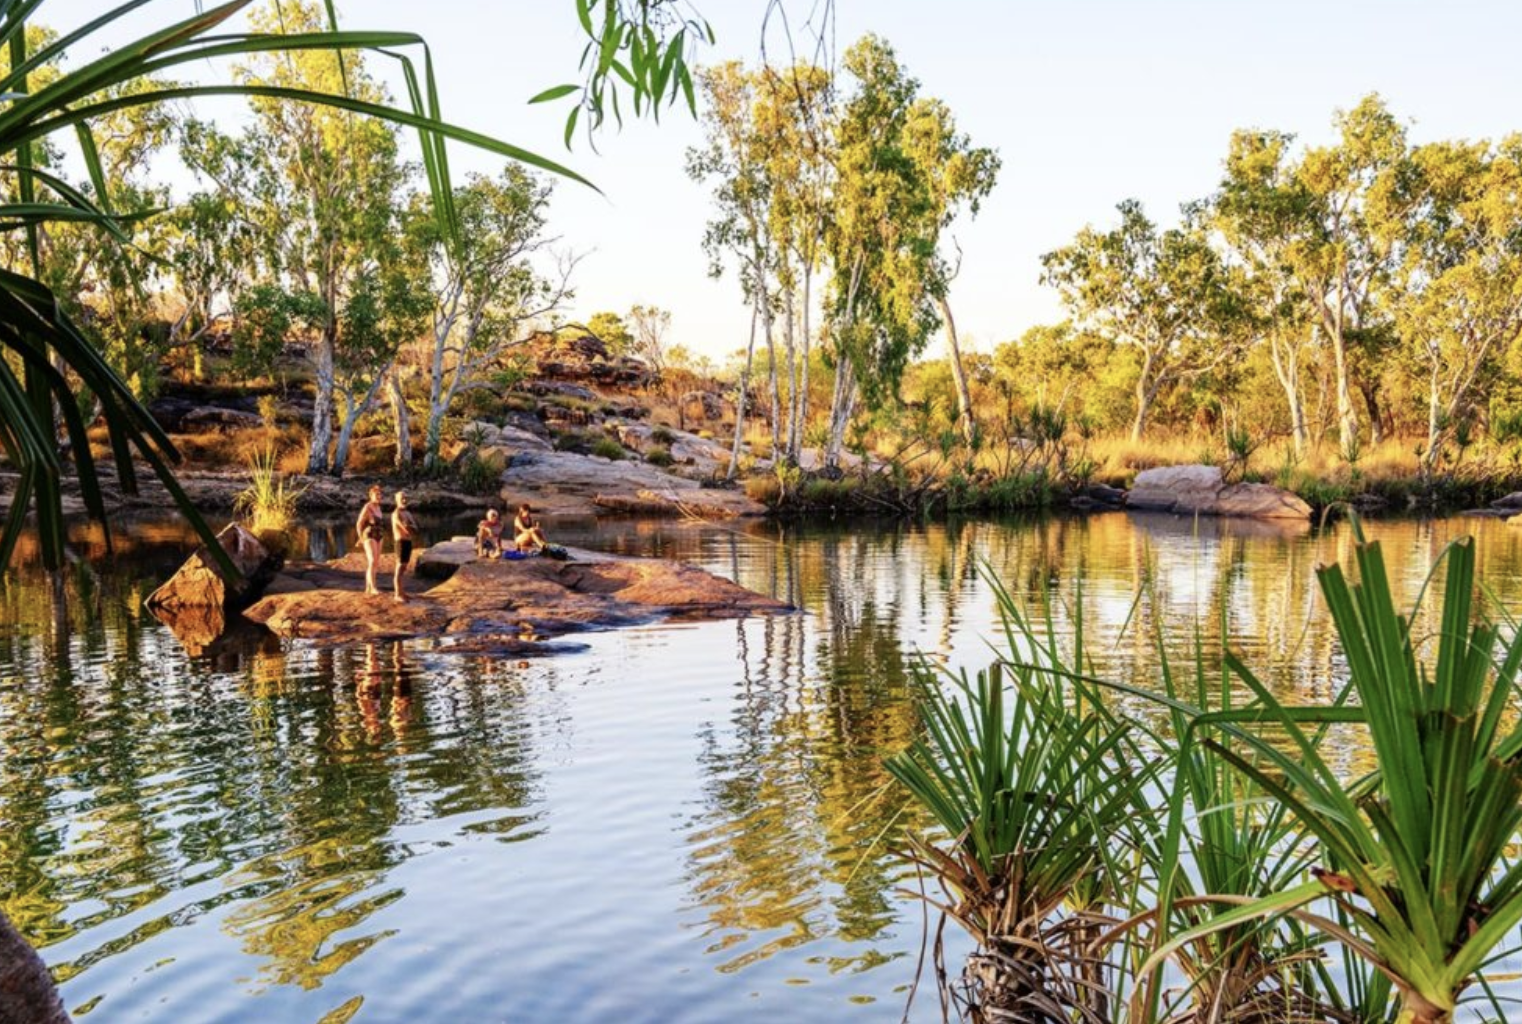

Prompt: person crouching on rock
[
  {"left": 392, "top": 490, "right": 420, "bottom": 604},
  {"left": 357, "top": 484, "right": 387, "bottom": 596},
  {"left": 514, "top": 503, "right": 546, "bottom": 554},
  {"left": 477, "top": 508, "right": 505, "bottom": 559}
]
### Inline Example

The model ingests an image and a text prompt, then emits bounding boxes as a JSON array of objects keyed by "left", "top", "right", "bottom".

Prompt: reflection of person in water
[
  {"left": 357, "top": 643, "right": 385, "bottom": 741},
  {"left": 389, "top": 641, "right": 414, "bottom": 735}
]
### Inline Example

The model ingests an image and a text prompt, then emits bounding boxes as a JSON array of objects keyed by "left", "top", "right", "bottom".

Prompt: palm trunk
[{"left": 939, "top": 293, "right": 976, "bottom": 446}]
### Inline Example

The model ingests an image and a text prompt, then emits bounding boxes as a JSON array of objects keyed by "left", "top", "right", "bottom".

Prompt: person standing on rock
[
  {"left": 357, "top": 484, "right": 387, "bottom": 596},
  {"left": 392, "top": 490, "right": 420, "bottom": 603}
]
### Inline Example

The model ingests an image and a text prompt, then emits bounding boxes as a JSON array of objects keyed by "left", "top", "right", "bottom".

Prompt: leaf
[{"left": 528, "top": 82, "right": 578, "bottom": 104}]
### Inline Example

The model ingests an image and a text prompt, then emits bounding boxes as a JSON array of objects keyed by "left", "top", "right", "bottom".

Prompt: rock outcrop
[
  {"left": 1127, "top": 465, "right": 1311, "bottom": 520},
  {"left": 498, "top": 449, "right": 765, "bottom": 518},
  {"left": 0, "top": 910, "right": 70, "bottom": 1024},
  {"left": 242, "top": 540, "right": 790, "bottom": 650}
]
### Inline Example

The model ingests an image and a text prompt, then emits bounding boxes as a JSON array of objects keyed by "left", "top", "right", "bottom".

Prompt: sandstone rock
[
  {"left": 677, "top": 390, "right": 726, "bottom": 426},
  {"left": 243, "top": 545, "right": 790, "bottom": 648},
  {"left": 498, "top": 449, "right": 765, "bottom": 518},
  {"left": 416, "top": 536, "right": 480, "bottom": 579},
  {"left": 1126, "top": 464, "right": 1310, "bottom": 520},
  {"left": 0, "top": 910, "right": 69, "bottom": 1024},
  {"left": 1082, "top": 483, "right": 1127, "bottom": 507},
  {"left": 522, "top": 379, "right": 599, "bottom": 403},
  {"left": 1128, "top": 465, "right": 1225, "bottom": 512},
  {"left": 147, "top": 523, "right": 281, "bottom": 613},
  {"left": 611, "top": 423, "right": 735, "bottom": 477},
  {"left": 1492, "top": 491, "right": 1522, "bottom": 510},
  {"left": 1211, "top": 482, "right": 1314, "bottom": 519},
  {"left": 463, "top": 420, "right": 553, "bottom": 453}
]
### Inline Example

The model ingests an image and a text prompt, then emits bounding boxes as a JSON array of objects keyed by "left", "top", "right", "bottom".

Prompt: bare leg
[
  {"left": 364, "top": 538, "right": 381, "bottom": 595},
  {"left": 393, "top": 554, "right": 406, "bottom": 603}
]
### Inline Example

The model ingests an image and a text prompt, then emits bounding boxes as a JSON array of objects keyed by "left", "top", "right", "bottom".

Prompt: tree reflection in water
[{"left": 8, "top": 513, "right": 1522, "bottom": 1019}]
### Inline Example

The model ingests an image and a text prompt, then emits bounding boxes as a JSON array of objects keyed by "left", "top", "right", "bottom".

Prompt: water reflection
[{"left": 5, "top": 512, "right": 1522, "bottom": 1020}]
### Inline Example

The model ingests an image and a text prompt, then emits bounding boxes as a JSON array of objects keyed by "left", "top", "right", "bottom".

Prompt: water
[{"left": 5, "top": 510, "right": 1522, "bottom": 1022}]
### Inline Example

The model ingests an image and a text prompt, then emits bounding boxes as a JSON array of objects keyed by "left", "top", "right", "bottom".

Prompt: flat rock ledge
[
  {"left": 1127, "top": 464, "right": 1312, "bottom": 520},
  {"left": 241, "top": 539, "right": 791, "bottom": 651}
]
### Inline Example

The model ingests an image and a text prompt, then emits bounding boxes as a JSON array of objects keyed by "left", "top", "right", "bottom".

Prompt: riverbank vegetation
[
  {"left": 6, "top": 2, "right": 1522, "bottom": 572},
  {"left": 888, "top": 528, "right": 1522, "bottom": 1023}
]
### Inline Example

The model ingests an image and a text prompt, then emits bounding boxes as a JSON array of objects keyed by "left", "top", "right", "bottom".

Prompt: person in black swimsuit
[{"left": 356, "top": 484, "right": 386, "bottom": 596}]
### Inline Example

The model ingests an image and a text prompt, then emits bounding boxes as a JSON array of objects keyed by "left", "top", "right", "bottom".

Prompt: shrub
[
  {"left": 645, "top": 445, "right": 673, "bottom": 467},
  {"left": 590, "top": 436, "right": 627, "bottom": 461},
  {"left": 257, "top": 393, "right": 281, "bottom": 430},
  {"left": 743, "top": 474, "right": 781, "bottom": 505},
  {"left": 554, "top": 430, "right": 591, "bottom": 454},
  {"left": 459, "top": 449, "right": 505, "bottom": 494},
  {"left": 650, "top": 425, "right": 676, "bottom": 446},
  {"left": 233, "top": 445, "right": 305, "bottom": 540}
]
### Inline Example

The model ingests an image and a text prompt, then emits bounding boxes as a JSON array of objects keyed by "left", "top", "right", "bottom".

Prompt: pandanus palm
[
  {"left": 886, "top": 609, "right": 1154, "bottom": 1022},
  {"left": 1150, "top": 530, "right": 1522, "bottom": 1023},
  {"left": 0, "top": 0, "right": 702, "bottom": 572}
]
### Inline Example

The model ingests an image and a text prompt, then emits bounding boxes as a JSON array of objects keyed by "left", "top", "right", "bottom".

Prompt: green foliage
[
  {"left": 650, "top": 425, "right": 675, "bottom": 446},
  {"left": 644, "top": 445, "right": 673, "bottom": 467},
  {"left": 458, "top": 447, "right": 505, "bottom": 494},
  {"left": 233, "top": 445, "right": 304, "bottom": 539},
  {"left": 590, "top": 435, "right": 627, "bottom": 460},
  {"left": 585, "top": 310, "right": 634, "bottom": 355}
]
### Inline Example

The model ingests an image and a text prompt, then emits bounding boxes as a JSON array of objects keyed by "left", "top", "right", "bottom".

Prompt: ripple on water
[{"left": 7, "top": 514, "right": 1522, "bottom": 1020}]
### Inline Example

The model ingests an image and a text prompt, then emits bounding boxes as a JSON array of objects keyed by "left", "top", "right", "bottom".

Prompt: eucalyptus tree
[
  {"left": 1292, "top": 94, "right": 1413, "bottom": 459},
  {"left": 627, "top": 303, "right": 672, "bottom": 376},
  {"left": 688, "top": 60, "right": 777, "bottom": 478},
  {"left": 586, "top": 309, "right": 634, "bottom": 355},
  {"left": 903, "top": 97, "right": 999, "bottom": 446},
  {"left": 1042, "top": 200, "right": 1239, "bottom": 441},
  {"left": 1213, "top": 129, "right": 1319, "bottom": 456},
  {"left": 404, "top": 164, "right": 566, "bottom": 471},
  {"left": 820, "top": 35, "right": 945, "bottom": 470},
  {"left": 1395, "top": 136, "right": 1522, "bottom": 471},
  {"left": 0, "top": 0, "right": 705, "bottom": 570},
  {"left": 756, "top": 62, "right": 832, "bottom": 464}
]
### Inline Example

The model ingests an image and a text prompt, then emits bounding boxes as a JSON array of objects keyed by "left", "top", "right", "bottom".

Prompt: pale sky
[{"left": 49, "top": 1, "right": 1522, "bottom": 360}]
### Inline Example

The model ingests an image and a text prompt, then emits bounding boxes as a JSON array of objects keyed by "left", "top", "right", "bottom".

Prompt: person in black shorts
[{"left": 391, "top": 490, "right": 420, "bottom": 603}]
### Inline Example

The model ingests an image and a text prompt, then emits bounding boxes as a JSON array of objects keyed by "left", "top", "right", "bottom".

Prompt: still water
[{"left": 3, "top": 510, "right": 1522, "bottom": 1022}]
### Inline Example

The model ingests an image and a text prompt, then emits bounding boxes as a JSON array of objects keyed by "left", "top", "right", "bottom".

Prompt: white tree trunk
[
  {"left": 939, "top": 293, "right": 975, "bottom": 446},
  {"left": 390, "top": 369, "right": 412, "bottom": 472},
  {"left": 307, "top": 329, "right": 336, "bottom": 474},
  {"left": 824, "top": 351, "right": 856, "bottom": 472},
  {"left": 728, "top": 300, "right": 760, "bottom": 481}
]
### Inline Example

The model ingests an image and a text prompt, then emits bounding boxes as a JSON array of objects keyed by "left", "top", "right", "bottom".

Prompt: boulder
[
  {"left": 1127, "top": 465, "right": 1311, "bottom": 520},
  {"left": 147, "top": 523, "right": 283, "bottom": 649},
  {"left": 147, "top": 523, "right": 281, "bottom": 612},
  {"left": 1492, "top": 491, "right": 1522, "bottom": 511},
  {"left": 0, "top": 910, "right": 70, "bottom": 1024},
  {"left": 1128, "top": 465, "right": 1225, "bottom": 513}
]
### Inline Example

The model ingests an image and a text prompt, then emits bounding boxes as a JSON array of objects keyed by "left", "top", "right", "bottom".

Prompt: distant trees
[{"left": 1034, "top": 94, "right": 1522, "bottom": 463}]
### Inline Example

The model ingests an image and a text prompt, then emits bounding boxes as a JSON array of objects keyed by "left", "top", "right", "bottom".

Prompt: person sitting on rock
[
  {"left": 476, "top": 508, "right": 506, "bottom": 558},
  {"left": 391, "top": 490, "right": 420, "bottom": 604},
  {"left": 514, "top": 503, "right": 547, "bottom": 554}
]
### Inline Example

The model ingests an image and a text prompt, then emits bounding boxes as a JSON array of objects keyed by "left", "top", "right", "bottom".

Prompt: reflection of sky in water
[{"left": 3, "top": 511, "right": 1522, "bottom": 1021}]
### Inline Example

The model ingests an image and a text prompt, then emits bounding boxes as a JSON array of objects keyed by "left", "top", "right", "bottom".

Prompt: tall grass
[
  {"left": 233, "top": 445, "right": 304, "bottom": 541},
  {"left": 888, "top": 526, "right": 1522, "bottom": 1023}
]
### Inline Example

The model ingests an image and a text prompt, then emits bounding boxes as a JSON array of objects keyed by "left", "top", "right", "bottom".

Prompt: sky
[{"left": 49, "top": 0, "right": 1522, "bottom": 360}]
